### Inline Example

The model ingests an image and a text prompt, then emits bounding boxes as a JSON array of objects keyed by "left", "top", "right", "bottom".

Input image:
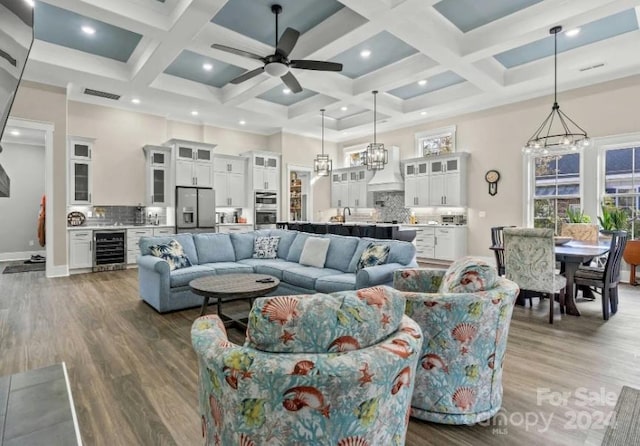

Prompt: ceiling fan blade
[
  {"left": 276, "top": 28, "right": 300, "bottom": 58},
  {"left": 211, "top": 43, "right": 265, "bottom": 62},
  {"left": 230, "top": 67, "right": 264, "bottom": 84},
  {"left": 281, "top": 72, "right": 302, "bottom": 93},
  {"left": 290, "top": 60, "right": 343, "bottom": 72}
]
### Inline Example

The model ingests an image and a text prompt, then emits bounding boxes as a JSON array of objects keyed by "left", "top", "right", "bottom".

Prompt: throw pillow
[
  {"left": 439, "top": 257, "right": 498, "bottom": 293},
  {"left": 298, "top": 237, "right": 331, "bottom": 268},
  {"left": 356, "top": 243, "right": 390, "bottom": 271},
  {"left": 149, "top": 239, "right": 192, "bottom": 271},
  {"left": 253, "top": 236, "right": 280, "bottom": 259}
]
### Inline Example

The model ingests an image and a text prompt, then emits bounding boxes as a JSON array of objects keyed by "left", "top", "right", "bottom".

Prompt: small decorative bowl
[{"left": 554, "top": 236, "right": 572, "bottom": 246}]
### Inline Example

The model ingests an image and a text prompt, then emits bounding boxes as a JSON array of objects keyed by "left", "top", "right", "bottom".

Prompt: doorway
[{"left": 287, "top": 166, "right": 312, "bottom": 222}]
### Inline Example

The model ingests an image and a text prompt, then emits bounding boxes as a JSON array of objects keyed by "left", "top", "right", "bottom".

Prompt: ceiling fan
[{"left": 211, "top": 4, "right": 343, "bottom": 93}]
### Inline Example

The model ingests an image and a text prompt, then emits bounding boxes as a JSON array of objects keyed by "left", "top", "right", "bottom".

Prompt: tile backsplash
[
  {"left": 67, "top": 205, "right": 167, "bottom": 226},
  {"left": 373, "top": 192, "right": 410, "bottom": 223}
]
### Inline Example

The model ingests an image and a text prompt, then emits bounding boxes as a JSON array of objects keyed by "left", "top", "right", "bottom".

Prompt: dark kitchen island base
[{"left": 276, "top": 222, "right": 416, "bottom": 242}]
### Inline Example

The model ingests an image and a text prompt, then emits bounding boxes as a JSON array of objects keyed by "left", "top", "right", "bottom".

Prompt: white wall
[{"left": 0, "top": 141, "right": 44, "bottom": 257}]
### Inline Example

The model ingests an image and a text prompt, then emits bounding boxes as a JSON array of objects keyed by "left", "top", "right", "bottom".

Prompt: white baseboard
[
  {"left": 0, "top": 250, "right": 46, "bottom": 261},
  {"left": 47, "top": 264, "right": 69, "bottom": 278}
]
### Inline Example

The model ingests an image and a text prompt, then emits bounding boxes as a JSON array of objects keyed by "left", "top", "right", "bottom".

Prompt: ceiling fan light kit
[
  {"left": 363, "top": 90, "right": 388, "bottom": 171},
  {"left": 211, "top": 4, "right": 343, "bottom": 94},
  {"left": 523, "top": 25, "right": 590, "bottom": 155},
  {"left": 314, "top": 109, "right": 332, "bottom": 176}
]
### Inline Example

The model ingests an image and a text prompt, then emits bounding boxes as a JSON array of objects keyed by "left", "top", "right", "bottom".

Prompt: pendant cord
[
  {"left": 373, "top": 91, "right": 377, "bottom": 145},
  {"left": 554, "top": 30, "right": 558, "bottom": 105},
  {"left": 321, "top": 109, "right": 325, "bottom": 155},
  {"left": 275, "top": 11, "right": 279, "bottom": 48}
]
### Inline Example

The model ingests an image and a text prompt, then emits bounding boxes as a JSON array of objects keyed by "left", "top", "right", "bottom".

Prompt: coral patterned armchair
[
  {"left": 393, "top": 258, "right": 519, "bottom": 425},
  {"left": 192, "top": 286, "right": 423, "bottom": 446}
]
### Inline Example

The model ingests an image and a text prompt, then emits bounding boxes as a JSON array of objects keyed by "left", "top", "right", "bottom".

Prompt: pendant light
[
  {"left": 363, "top": 90, "right": 388, "bottom": 170},
  {"left": 523, "top": 26, "right": 590, "bottom": 154},
  {"left": 314, "top": 109, "right": 332, "bottom": 176}
]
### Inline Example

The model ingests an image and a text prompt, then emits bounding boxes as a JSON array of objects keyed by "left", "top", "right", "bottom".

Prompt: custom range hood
[{"left": 367, "top": 146, "right": 404, "bottom": 192}]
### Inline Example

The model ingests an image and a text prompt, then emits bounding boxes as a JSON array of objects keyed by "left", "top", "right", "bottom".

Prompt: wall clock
[{"left": 485, "top": 170, "right": 500, "bottom": 196}]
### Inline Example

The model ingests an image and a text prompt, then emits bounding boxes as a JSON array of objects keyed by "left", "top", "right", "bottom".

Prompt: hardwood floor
[{"left": 1, "top": 266, "right": 639, "bottom": 445}]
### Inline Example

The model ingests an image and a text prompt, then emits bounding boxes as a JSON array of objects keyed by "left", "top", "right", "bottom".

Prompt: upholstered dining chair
[
  {"left": 503, "top": 228, "right": 567, "bottom": 324},
  {"left": 573, "top": 230, "right": 628, "bottom": 320},
  {"left": 490, "top": 226, "right": 515, "bottom": 276}
]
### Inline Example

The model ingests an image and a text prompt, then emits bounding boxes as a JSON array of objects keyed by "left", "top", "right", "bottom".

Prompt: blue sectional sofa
[{"left": 137, "top": 229, "right": 418, "bottom": 313}]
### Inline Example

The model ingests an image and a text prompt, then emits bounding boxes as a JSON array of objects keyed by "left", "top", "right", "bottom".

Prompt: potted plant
[
  {"left": 560, "top": 207, "right": 597, "bottom": 241},
  {"left": 598, "top": 204, "right": 629, "bottom": 234},
  {"left": 566, "top": 207, "right": 591, "bottom": 223}
]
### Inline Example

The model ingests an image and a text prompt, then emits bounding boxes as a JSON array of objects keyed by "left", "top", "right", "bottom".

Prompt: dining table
[
  {"left": 554, "top": 240, "right": 610, "bottom": 316},
  {"left": 490, "top": 240, "right": 610, "bottom": 317}
]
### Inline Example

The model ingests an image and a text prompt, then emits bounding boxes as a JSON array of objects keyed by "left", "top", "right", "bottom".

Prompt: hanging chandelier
[
  {"left": 523, "top": 26, "right": 590, "bottom": 155},
  {"left": 314, "top": 109, "right": 332, "bottom": 176},
  {"left": 363, "top": 90, "right": 388, "bottom": 170}
]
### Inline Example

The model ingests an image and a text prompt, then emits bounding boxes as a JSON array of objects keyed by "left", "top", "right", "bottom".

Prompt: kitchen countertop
[
  {"left": 217, "top": 223, "right": 253, "bottom": 226},
  {"left": 400, "top": 223, "right": 468, "bottom": 228},
  {"left": 67, "top": 225, "right": 174, "bottom": 231}
]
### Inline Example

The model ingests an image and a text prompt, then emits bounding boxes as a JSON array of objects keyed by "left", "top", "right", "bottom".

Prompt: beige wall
[
  {"left": 10, "top": 81, "right": 67, "bottom": 267},
  {"left": 340, "top": 74, "right": 640, "bottom": 256}
]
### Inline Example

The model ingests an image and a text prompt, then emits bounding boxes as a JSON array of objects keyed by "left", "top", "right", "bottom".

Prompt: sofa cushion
[
  {"left": 269, "top": 229, "right": 298, "bottom": 259},
  {"left": 285, "top": 232, "right": 310, "bottom": 263},
  {"left": 348, "top": 239, "right": 373, "bottom": 273},
  {"left": 194, "top": 233, "right": 235, "bottom": 263},
  {"left": 237, "top": 258, "right": 297, "bottom": 280},
  {"left": 357, "top": 242, "right": 390, "bottom": 271},
  {"left": 149, "top": 239, "right": 192, "bottom": 271},
  {"left": 283, "top": 265, "right": 341, "bottom": 290},
  {"left": 200, "top": 262, "right": 254, "bottom": 275},
  {"left": 140, "top": 233, "right": 199, "bottom": 265},
  {"left": 315, "top": 273, "right": 356, "bottom": 293},
  {"left": 299, "top": 237, "right": 330, "bottom": 268},
  {"left": 324, "top": 234, "right": 360, "bottom": 272},
  {"left": 230, "top": 232, "right": 255, "bottom": 260},
  {"left": 439, "top": 257, "right": 499, "bottom": 293},
  {"left": 245, "top": 285, "right": 406, "bottom": 353},
  {"left": 253, "top": 236, "right": 280, "bottom": 259},
  {"left": 169, "top": 265, "right": 216, "bottom": 288}
]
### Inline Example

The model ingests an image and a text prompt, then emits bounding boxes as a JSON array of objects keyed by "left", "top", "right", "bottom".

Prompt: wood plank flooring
[{"left": 1, "top": 266, "right": 639, "bottom": 445}]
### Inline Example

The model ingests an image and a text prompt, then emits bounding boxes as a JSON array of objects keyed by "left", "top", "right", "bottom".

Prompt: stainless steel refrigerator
[{"left": 175, "top": 187, "right": 216, "bottom": 233}]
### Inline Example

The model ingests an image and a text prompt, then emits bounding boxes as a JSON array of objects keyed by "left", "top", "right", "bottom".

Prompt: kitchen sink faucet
[{"left": 342, "top": 207, "right": 351, "bottom": 222}]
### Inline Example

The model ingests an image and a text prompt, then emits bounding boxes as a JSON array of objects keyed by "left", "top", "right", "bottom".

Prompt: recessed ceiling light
[
  {"left": 340, "top": 106, "right": 348, "bottom": 111},
  {"left": 282, "top": 88, "right": 291, "bottom": 94},
  {"left": 131, "top": 98, "right": 140, "bottom": 104},
  {"left": 420, "top": 111, "right": 427, "bottom": 116},
  {"left": 9, "top": 130, "right": 20, "bottom": 136},
  {"left": 191, "top": 111, "right": 199, "bottom": 116},
  {"left": 24, "top": 0, "right": 34, "bottom": 7},
  {"left": 81, "top": 25, "right": 96, "bottom": 35},
  {"left": 202, "top": 63, "right": 213, "bottom": 71},
  {"left": 239, "top": 120, "right": 246, "bottom": 125},
  {"left": 360, "top": 49, "right": 371, "bottom": 59},
  {"left": 565, "top": 28, "right": 581, "bottom": 37},
  {"left": 418, "top": 80, "right": 428, "bottom": 86}
]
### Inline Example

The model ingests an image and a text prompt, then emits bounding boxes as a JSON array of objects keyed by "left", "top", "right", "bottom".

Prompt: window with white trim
[
  {"left": 531, "top": 152, "right": 582, "bottom": 234},
  {"left": 602, "top": 145, "right": 640, "bottom": 239}
]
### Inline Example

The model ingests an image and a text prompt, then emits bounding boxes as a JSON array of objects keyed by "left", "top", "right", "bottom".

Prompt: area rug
[
  {"left": 2, "top": 263, "right": 46, "bottom": 274},
  {"left": 601, "top": 385, "right": 640, "bottom": 445}
]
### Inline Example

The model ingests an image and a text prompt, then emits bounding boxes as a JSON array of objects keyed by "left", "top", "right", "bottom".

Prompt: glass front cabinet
[
  {"left": 68, "top": 137, "right": 94, "bottom": 205},
  {"left": 144, "top": 145, "right": 172, "bottom": 206}
]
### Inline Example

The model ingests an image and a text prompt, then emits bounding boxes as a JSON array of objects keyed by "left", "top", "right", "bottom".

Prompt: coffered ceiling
[{"left": 22, "top": 0, "right": 640, "bottom": 142}]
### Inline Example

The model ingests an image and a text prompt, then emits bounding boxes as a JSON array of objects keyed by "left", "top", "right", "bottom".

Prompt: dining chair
[
  {"left": 490, "top": 226, "right": 515, "bottom": 276},
  {"left": 503, "top": 228, "right": 567, "bottom": 324},
  {"left": 560, "top": 223, "right": 599, "bottom": 242},
  {"left": 573, "top": 230, "right": 628, "bottom": 320}
]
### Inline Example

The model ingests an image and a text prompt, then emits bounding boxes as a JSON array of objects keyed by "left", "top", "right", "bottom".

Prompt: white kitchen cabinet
[
  {"left": 68, "top": 137, "right": 94, "bottom": 205},
  {"left": 153, "top": 227, "right": 174, "bottom": 236},
  {"left": 402, "top": 225, "right": 467, "bottom": 261},
  {"left": 403, "top": 160, "right": 429, "bottom": 207},
  {"left": 166, "top": 140, "right": 216, "bottom": 187},
  {"left": 143, "top": 145, "right": 171, "bottom": 206},
  {"left": 69, "top": 230, "right": 93, "bottom": 269},
  {"left": 126, "top": 228, "right": 153, "bottom": 264},
  {"left": 331, "top": 170, "right": 349, "bottom": 208},
  {"left": 428, "top": 154, "right": 468, "bottom": 206},
  {"left": 252, "top": 154, "right": 279, "bottom": 191},
  {"left": 213, "top": 155, "right": 247, "bottom": 207},
  {"left": 347, "top": 168, "right": 371, "bottom": 208}
]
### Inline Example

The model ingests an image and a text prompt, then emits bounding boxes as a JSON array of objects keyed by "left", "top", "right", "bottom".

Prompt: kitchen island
[{"left": 276, "top": 221, "right": 416, "bottom": 242}]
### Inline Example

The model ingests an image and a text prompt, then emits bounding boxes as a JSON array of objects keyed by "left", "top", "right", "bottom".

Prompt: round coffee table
[{"left": 189, "top": 273, "right": 280, "bottom": 329}]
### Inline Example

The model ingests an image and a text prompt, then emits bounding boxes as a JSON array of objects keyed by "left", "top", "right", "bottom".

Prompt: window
[
  {"left": 531, "top": 152, "right": 581, "bottom": 233},
  {"left": 603, "top": 146, "right": 640, "bottom": 239},
  {"left": 415, "top": 125, "right": 456, "bottom": 157},
  {"left": 343, "top": 146, "right": 366, "bottom": 167}
]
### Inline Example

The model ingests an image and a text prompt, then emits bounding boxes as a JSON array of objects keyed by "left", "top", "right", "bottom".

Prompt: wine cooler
[{"left": 93, "top": 230, "right": 127, "bottom": 272}]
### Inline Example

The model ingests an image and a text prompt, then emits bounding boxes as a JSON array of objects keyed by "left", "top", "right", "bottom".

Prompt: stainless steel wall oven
[{"left": 255, "top": 192, "right": 277, "bottom": 229}]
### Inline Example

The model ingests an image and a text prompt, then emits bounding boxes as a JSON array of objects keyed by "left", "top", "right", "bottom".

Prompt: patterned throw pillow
[
  {"left": 253, "top": 236, "right": 280, "bottom": 259},
  {"left": 439, "top": 256, "right": 498, "bottom": 293},
  {"left": 356, "top": 243, "right": 390, "bottom": 271},
  {"left": 149, "top": 239, "right": 192, "bottom": 271}
]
